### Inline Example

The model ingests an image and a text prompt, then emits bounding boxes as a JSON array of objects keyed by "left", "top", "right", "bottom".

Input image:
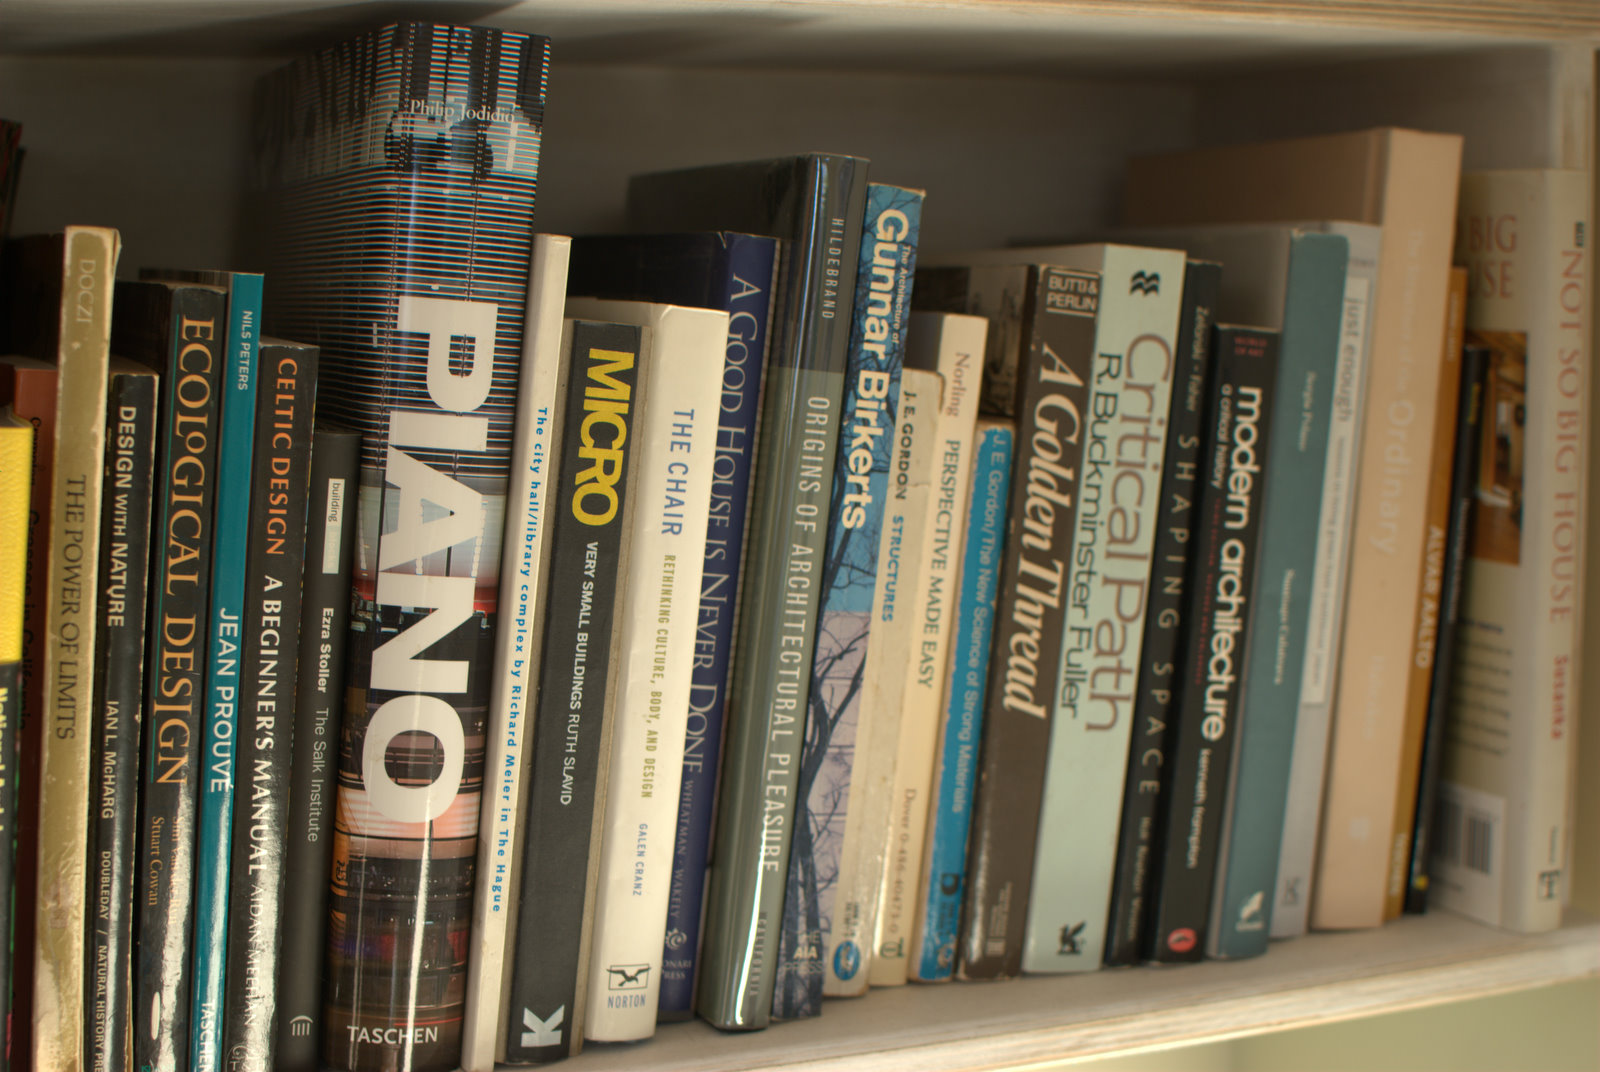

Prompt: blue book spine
[
  {"left": 188, "top": 271, "right": 262, "bottom": 1071},
  {"left": 658, "top": 234, "right": 782, "bottom": 1018},
  {"left": 773, "top": 183, "right": 923, "bottom": 1019},
  {"left": 915, "top": 422, "right": 1014, "bottom": 981}
]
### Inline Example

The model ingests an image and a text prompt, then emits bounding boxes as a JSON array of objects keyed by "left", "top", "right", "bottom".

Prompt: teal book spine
[
  {"left": 187, "top": 270, "right": 263, "bottom": 1068},
  {"left": 773, "top": 183, "right": 921, "bottom": 1020},
  {"left": 914, "top": 420, "right": 1014, "bottom": 981},
  {"left": 1207, "top": 234, "right": 1348, "bottom": 958}
]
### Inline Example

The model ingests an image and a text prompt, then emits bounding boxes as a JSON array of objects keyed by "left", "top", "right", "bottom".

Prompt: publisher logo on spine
[
  {"left": 1166, "top": 927, "right": 1197, "bottom": 954},
  {"left": 833, "top": 941, "right": 861, "bottom": 981},
  {"left": 606, "top": 964, "right": 651, "bottom": 990}
]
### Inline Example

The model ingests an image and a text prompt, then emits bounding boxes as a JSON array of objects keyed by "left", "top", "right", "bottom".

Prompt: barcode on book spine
[{"left": 1436, "top": 796, "right": 1495, "bottom": 875}]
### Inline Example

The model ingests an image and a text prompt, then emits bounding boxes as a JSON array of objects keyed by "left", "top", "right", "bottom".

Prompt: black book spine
[
  {"left": 1405, "top": 343, "right": 1490, "bottom": 914},
  {"left": 1146, "top": 324, "right": 1279, "bottom": 963},
  {"left": 127, "top": 282, "right": 229, "bottom": 1072},
  {"left": 502, "top": 321, "right": 645, "bottom": 1063},
  {"left": 276, "top": 423, "right": 361, "bottom": 1069},
  {"left": 1104, "top": 262, "right": 1221, "bottom": 966},
  {"left": 957, "top": 266, "right": 1100, "bottom": 980},
  {"left": 219, "top": 339, "right": 320, "bottom": 1071},
  {"left": 88, "top": 368, "right": 159, "bottom": 1072}
]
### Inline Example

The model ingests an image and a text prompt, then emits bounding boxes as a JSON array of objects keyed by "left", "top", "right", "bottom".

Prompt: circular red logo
[{"left": 1167, "top": 928, "right": 1197, "bottom": 954}]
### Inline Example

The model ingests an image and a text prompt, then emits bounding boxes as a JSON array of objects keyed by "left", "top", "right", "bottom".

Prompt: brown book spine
[
  {"left": 1385, "top": 267, "right": 1468, "bottom": 918},
  {"left": 957, "top": 265, "right": 1099, "bottom": 980}
]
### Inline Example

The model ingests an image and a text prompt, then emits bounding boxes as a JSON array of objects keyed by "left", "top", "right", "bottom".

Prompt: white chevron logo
[{"left": 522, "top": 1005, "right": 564, "bottom": 1048}]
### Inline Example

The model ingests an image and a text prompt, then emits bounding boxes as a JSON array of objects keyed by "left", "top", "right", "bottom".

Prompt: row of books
[{"left": 0, "top": 19, "right": 1588, "bottom": 1072}]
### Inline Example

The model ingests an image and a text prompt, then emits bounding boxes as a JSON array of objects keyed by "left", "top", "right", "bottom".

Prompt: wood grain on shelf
[{"left": 559, "top": 912, "right": 1600, "bottom": 1072}]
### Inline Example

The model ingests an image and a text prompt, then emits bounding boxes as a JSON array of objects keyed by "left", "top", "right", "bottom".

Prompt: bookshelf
[{"left": 0, "top": 2, "right": 1596, "bottom": 1069}]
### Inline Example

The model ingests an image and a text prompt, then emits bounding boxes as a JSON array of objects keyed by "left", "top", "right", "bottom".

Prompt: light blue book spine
[
  {"left": 913, "top": 421, "right": 1014, "bottom": 981},
  {"left": 188, "top": 271, "right": 262, "bottom": 1070},
  {"left": 772, "top": 183, "right": 923, "bottom": 1019},
  {"left": 1207, "top": 233, "right": 1348, "bottom": 959}
]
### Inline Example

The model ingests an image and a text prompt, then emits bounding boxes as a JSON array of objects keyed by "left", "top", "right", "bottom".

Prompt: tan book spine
[
  {"left": 1311, "top": 132, "right": 1464, "bottom": 931},
  {"left": 33, "top": 225, "right": 118, "bottom": 1072},
  {"left": 1384, "top": 267, "right": 1468, "bottom": 919}
]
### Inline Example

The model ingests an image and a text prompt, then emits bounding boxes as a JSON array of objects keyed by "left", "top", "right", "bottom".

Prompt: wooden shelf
[
  {"left": 2, "top": 0, "right": 1597, "bottom": 70},
  {"left": 559, "top": 912, "right": 1600, "bottom": 1071}
]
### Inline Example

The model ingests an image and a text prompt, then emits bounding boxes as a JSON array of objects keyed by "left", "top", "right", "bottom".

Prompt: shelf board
[
  {"left": 559, "top": 911, "right": 1599, "bottom": 1071},
  {"left": 2, "top": 0, "right": 1596, "bottom": 70}
]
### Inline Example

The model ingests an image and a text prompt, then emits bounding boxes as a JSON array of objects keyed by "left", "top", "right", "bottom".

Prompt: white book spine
[
  {"left": 572, "top": 300, "right": 728, "bottom": 1040},
  {"left": 824, "top": 367, "right": 943, "bottom": 996},
  {"left": 1023, "top": 246, "right": 1185, "bottom": 973},
  {"left": 1272, "top": 225, "right": 1379, "bottom": 939},
  {"left": 869, "top": 314, "right": 984, "bottom": 987},
  {"left": 1436, "top": 170, "right": 1588, "bottom": 934},
  {"left": 460, "top": 235, "right": 571, "bottom": 1072}
]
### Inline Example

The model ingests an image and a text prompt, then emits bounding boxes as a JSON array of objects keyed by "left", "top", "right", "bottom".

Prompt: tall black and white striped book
[{"left": 565, "top": 298, "right": 728, "bottom": 1042}]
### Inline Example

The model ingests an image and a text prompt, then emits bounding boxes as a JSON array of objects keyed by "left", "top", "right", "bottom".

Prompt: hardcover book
[
  {"left": 1102, "top": 260, "right": 1220, "bottom": 966},
  {"left": 775, "top": 185, "right": 920, "bottom": 1018},
  {"left": 136, "top": 267, "right": 264, "bottom": 1072},
  {"left": 460, "top": 234, "right": 571, "bottom": 1072},
  {"left": 0, "top": 354, "right": 55, "bottom": 1067},
  {"left": 566, "top": 298, "right": 727, "bottom": 1044},
  {"left": 1146, "top": 324, "right": 1280, "bottom": 963},
  {"left": 627, "top": 152, "right": 871, "bottom": 1030},
  {"left": 1385, "top": 267, "right": 1468, "bottom": 920},
  {"left": 1436, "top": 169, "right": 1589, "bottom": 934},
  {"left": 1406, "top": 342, "right": 1489, "bottom": 914},
  {"left": 563, "top": 230, "right": 782, "bottom": 1021},
  {"left": 913, "top": 262, "right": 1101, "bottom": 979},
  {"left": 1, "top": 228, "right": 120, "bottom": 1072},
  {"left": 501, "top": 320, "right": 648, "bottom": 1063},
  {"left": 0, "top": 407, "right": 33, "bottom": 1069},
  {"left": 822, "top": 366, "right": 942, "bottom": 997},
  {"left": 278, "top": 423, "right": 362, "bottom": 1070},
  {"left": 871, "top": 310, "right": 985, "bottom": 987},
  {"left": 1168, "top": 231, "right": 1351, "bottom": 959},
  {"left": 1004, "top": 243, "right": 1186, "bottom": 975},
  {"left": 116, "top": 276, "right": 228, "bottom": 1072},
  {"left": 911, "top": 418, "right": 1015, "bottom": 982},
  {"left": 1124, "top": 127, "right": 1466, "bottom": 933},
  {"left": 1272, "top": 223, "right": 1381, "bottom": 939},
  {"left": 88, "top": 359, "right": 160, "bottom": 1072},
  {"left": 219, "top": 338, "right": 320, "bottom": 1072},
  {"left": 252, "top": 23, "right": 552, "bottom": 1069}
]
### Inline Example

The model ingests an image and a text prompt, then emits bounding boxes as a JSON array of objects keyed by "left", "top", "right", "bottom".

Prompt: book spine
[
  {"left": 1384, "top": 268, "right": 1467, "bottom": 920},
  {"left": 459, "top": 235, "right": 572, "bottom": 1071},
  {"left": 501, "top": 321, "right": 646, "bottom": 1063},
  {"left": 1438, "top": 170, "right": 1588, "bottom": 933},
  {"left": 1104, "top": 261, "right": 1220, "bottom": 966},
  {"left": 1272, "top": 240, "right": 1376, "bottom": 939},
  {"left": 775, "top": 185, "right": 920, "bottom": 1018},
  {"left": 219, "top": 340, "right": 319, "bottom": 1071},
  {"left": 824, "top": 368, "right": 942, "bottom": 996},
  {"left": 275, "top": 425, "right": 361, "bottom": 1069},
  {"left": 696, "top": 156, "right": 870, "bottom": 1031},
  {"left": 134, "top": 285, "right": 227, "bottom": 1072},
  {"left": 871, "top": 312, "right": 984, "bottom": 988},
  {"left": 912, "top": 420, "right": 1014, "bottom": 982},
  {"left": 1207, "top": 234, "right": 1349, "bottom": 960},
  {"left": 583, "top": 308, "right": 725, "bottom": 1042},
  {"left": 3, "top": 359, "right": 57, "bottom": 1071},
  {"left": 958, "top": 266, "right": 1100, "bottom": 980},
  {"left": 1024, "top": 248, "right": 1185, "bottom": 974},
  {"left": 1147, "top": 326, "right": 1279, "bottom": 963},
  {"left": 261, "top": 27, "right": 551, "bottom": 1071},
  {"left": 190, "top": 271, "right": 262, "bottom": 1072},
  {"left": 87, "top": 370, "right": 159, "bottom": 1072},
  {"left": 34, "top": 227, "right": 116, "bottom": 1072},
  {"left": 659, "top": 237, "right": 779, "bottom": 1022},
  {"left": 1404, "top": 343, "right": 1488, "bottom": 914},
  {"left": 0, "top": 416, "right": 34, "bottom": 1071}
]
